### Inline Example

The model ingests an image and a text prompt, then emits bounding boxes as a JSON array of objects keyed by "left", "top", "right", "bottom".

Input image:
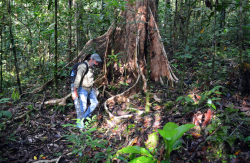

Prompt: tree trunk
[
  {"left": 8, "top": 0, "right": 22, "bottom": 94},
  {"left": 173, "top": 0, "right": 178, "bottom": 53},
  {"left": 68, "top": 0, "right": 72, "bottom": 62},
  {"left": 1, "top": 16, "right": 3, "bottom": 93},
  {"left": 211, "top": 2, "right": 216, "bottom": 80},
  {"left": 54, "top": 0, "right": 58, "bottom": 94},
  {"left": 75, "top": 0, "right": 177, "bottom": 89}
]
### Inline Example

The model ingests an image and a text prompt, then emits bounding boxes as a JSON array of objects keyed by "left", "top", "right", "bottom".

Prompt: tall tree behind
[
  {"left": 0, "top": 10, "right": 3, "bottom": 93},
  {"left": 68, "top": 0, "right": 72, "bottom": 62},
  {"left": 54, "top": 0, "right": 58, "bottom": 94},
  {"left": 74, "top": 0, "right": 79, "bottom": 61},
  {"left": 239, "top": 0, "right": 243, "bottom": 71},
  {"left": 173, "top": 0, "right": 178, "bottom": 53},
  {"left": 8, "top": 0, "right": 22, "bottom": 94}
]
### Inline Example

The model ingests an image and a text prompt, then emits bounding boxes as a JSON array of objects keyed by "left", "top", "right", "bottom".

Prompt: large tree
[{"left": 67, "top": 0, "right": 178, "bottom": 122}]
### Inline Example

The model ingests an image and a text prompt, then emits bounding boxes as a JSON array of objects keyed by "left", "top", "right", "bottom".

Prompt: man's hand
[{"left": 72, "top": 88, "right": 78, "bottom": 100}]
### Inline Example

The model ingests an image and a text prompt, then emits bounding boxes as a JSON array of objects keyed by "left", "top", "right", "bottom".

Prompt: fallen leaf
[
  {"left": 202, "top": 109, "right": 212, "bottom": 127},
  {"left": 191, "top": 132, "right": 202, "bottom": 138},
  {"left": 131, "top": 137, "right": 138, "bottom": 146},
  {"left": 234, "top": 150, "right": 241, "bottom": 155},
  {"left": 200, "top": 28, "right": 204, "bottom": 33},
  {"left": 192, "top": 111, "right": 203, "bottom": 126}
]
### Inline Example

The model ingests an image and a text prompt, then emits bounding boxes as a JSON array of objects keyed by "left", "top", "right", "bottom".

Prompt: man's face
[{"left": 91, "top": 59, "right": 99, "bottom": 68}]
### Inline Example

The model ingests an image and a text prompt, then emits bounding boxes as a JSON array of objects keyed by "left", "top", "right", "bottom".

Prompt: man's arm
[
  {"left": 74, "top": 64, "right": 86, "bottom": 89},
  {"left": 72, "top": 64, "right": 86, "bottom": 100},
  {"left": 72, "top": 87, "right": 78, "bottom": 100}
]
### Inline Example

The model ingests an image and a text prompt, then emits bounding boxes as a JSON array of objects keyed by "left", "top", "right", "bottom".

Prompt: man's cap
[{"left": 91, "top": 53, "right": 102, "bottom": 62}]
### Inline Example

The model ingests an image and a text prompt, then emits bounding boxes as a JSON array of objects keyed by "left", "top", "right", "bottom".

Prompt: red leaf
[
  {"left": 192, "top": 111, "right": 202, "bottom": 126},
  {"left": 202, "top": 109, "right": 212, "bottom": 127},
  {"left": 191, "top": 132, "right": 202, "bottom": 138}
]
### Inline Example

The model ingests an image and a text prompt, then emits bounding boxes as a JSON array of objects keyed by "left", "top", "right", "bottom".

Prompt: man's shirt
[{"left": 74, "top": 60, "right": 94, "bottom": 93}]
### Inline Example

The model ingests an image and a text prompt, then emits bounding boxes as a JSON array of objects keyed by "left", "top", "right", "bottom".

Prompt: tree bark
[
  {"left": 8, "top": 0, "right": 22, "bottom": 94},
  {"left": 1, "top": 16, "right": 3, "bottom": 93},
  {"left": 54, "top": 0, "right": 58, "bottom": 94},
  {"left": 74, "top": 0, "right": 177, "bottom": 86},
  {"left": 68, "top": 0, "right": 72, "bottom": 62}
]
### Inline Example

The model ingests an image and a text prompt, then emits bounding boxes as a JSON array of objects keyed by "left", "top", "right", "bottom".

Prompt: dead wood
[
  {"left": 44, "top": 93, "right": 71, "bottom": 106},
  {"left": 33, "top": 156, "right": 61, "bottom": 163}
]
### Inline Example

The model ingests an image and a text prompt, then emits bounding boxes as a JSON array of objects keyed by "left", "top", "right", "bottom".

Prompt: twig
[
  {"left": 185, "top": 123, "right": 223, "bottom": 163},
  {"left": 230, "top": 119, "right": 245, "bottom": 136}
]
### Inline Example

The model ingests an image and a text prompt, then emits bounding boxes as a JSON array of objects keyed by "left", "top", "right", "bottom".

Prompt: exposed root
[
  {"left": 44, "top": 93, "right": 72, "bottom": 106},
  {"left": 104, "top": 29, "right": 145, "bottom": 127},
  {"left": 20, "top": 80, "right": 53, "bottom": 98}
]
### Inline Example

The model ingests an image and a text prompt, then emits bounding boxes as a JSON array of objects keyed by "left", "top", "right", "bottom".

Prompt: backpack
[{"left": 70, "top": 62, "right": 89, "bottom": 83}]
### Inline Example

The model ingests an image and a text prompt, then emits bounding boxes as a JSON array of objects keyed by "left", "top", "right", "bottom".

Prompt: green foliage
[
  {"left": 54, "top": 105, "right": 65, "bottom": 113},
  {"left": 145, "top": 92, "right": 151, "bottom": 113},
  {"left": 11, "top": 88, "right": 20, "bottom": 101},
  {"left": 176, "top": 86, "right": 224, "bottom": 110},
  {"left": 205, "top": 118, "right": 243, "bottom": 159},
  {"left": 0, "top": 110, "right": 12, "bottom": 131},
  {"left": 145, "top": 132, "right": 159, "bottom": 152},
  {"left": 106, "top": 52, "right": 123, "bottom": 67},
  {"left": 158, "top": 122, "right": 195, "bottom": 160},
  {"left": 116, "top": 122, "right": 194, "bottom": 162},
  {"left": 63, "top": 116, "right": 108, "bottom": 160},
  {"left": 0, "top": 98, "right": 10, "bottom": 104},
  {"left": 116, "top": 146, "right": 157, "bottom": 163},
  {"left": 119, "top": 81, "right": 129, "bottom": 87}
]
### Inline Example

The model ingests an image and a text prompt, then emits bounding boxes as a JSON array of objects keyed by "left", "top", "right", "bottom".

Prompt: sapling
[
  {"left": 158, "top": 122, "right": 195, "bottom": 161},
  {"left": 116, "top": 122, "right": 195, "bottom": 163}
]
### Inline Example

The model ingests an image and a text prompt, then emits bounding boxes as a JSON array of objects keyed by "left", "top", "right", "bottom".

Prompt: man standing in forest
[{"left": 71, "top": 53, "right": 102, "bottom": 129}]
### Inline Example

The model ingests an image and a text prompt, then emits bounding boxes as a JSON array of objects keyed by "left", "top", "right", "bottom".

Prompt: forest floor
[{"left": 1, "top": 65, "right": 250, "bottom": 163}]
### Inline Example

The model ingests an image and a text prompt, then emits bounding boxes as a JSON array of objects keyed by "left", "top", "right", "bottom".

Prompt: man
[{"left": 72, "top": 53, "right": 102, "bottom": 129}]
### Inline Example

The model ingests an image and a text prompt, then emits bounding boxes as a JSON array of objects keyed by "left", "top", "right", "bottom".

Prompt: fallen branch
[
  {"left": 230, "top": 120, "right": 245, "bottom": 136},
  {"left": 32, "top": 156, "right": 61, "bottom": 163},
  {"left": 44, "top": 93, "right": 72, "bottom": 106}
]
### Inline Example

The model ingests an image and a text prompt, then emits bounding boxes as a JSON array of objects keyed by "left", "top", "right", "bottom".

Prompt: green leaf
[
  {"left": 170, "top": 124, "right": 195, "bottom": 147},
  {"left": 176, "top": 96, "right": 185, "bottom": 101},
  {"left": 211, "top": 104, "right": 216, "bottom": 110},
  {"left": 0, "top": 111, "right": 12, "bottom": 119},
  {"left": 107, "top": 61, "right": 111, "bottom": 67},
  {"left": 163, "top": 122, "right": 178, "bottom": 131},
  {"left": 129, "top": 156, "right": 155, "bottom": 163},
  {"left": 0, "top": 98, "right": 10, "bottom": 104},
  {"left": 145, "top": 132, "right": 158, "bottom": 150},
  {"left": 0, "top": 123, "right": 4, "bottom": 130},
  {"left": 172, "top": 139, "right": 182, "bottom": 150},
  {"left": 210, "top": 86, "right": 224, "bottom": 92},
  {"left": 158, "top": 129, "right": 177, "bottom": 140},
  {"left": 117, "top": 146, "right": 153, "bottom": 158},
  {"left": 161, "top": 160, "right": 171, "bottom": 163},
  {"left": 245, "top": 136, "right": 250, "bottom": 142}
]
